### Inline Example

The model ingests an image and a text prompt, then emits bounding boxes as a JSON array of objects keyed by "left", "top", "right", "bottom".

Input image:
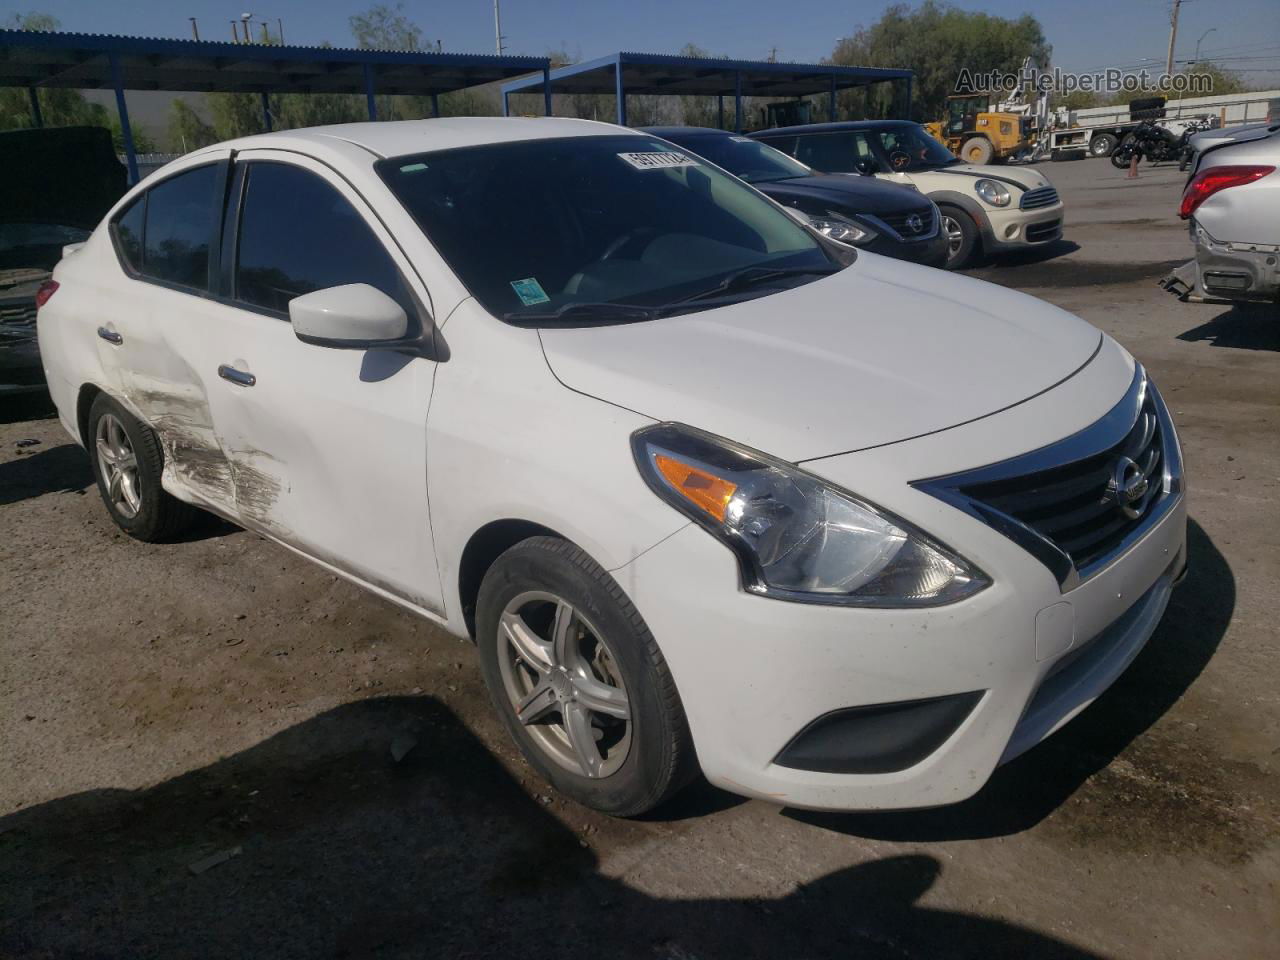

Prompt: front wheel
[
  {"left": 476, "top": 536, "right": 696, "bottom": 816},
  {"left": 1110, "top": 145, "right": 1135, "bottom": 169},
  {"left": 939, "top": 205, "right": 981, "bottom": 270},
  {"left": 960, "top": 136, "right": 994, "bottom": 165}
]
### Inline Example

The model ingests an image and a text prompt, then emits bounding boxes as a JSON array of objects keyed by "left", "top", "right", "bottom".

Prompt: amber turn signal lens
[{"left": 653, "top": 454, "right": 737, "bottom": 522}]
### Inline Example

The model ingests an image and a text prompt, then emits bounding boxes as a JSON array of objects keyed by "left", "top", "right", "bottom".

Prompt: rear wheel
[
  {"left": 1089, "top": 133, "right": 1118, "bottom": 157},
  {"left": 476, "top": 536, "right": 696, "bottom": 816},
  {"left": 87, "top": 393, "right": 197, "bottom": 542},
  {"left": 960, "top": 136, "right": 994, "bottom": 165},
  {"left": 939, "top": 205, "right": 980, "bottom": 270}
]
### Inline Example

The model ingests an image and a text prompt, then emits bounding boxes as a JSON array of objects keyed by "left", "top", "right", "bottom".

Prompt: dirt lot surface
[{"left": 2, "top": 158, "right": 1277, "bottom": 959}]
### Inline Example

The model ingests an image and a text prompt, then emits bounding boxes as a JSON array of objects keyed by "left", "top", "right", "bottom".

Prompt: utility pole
[
  {"left": 1165, "top": 0, "right": 1182, "bottom": 77},
  {"left": 493, "top": 0, "right": 505, "bottom": 55},
  {"left": 189, "top": 17, "right": 199, "bottom": 41}
]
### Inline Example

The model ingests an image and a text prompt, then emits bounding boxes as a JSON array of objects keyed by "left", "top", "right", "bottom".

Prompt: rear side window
[
  {"left": 139, "top": 165, "right": 218, "bottom": 289},
  {"left": 234, "top": 162, "right": 413, "bottom": 317},
  {"left": 114, "top": 199, "right": 144, "bottom": 271}
]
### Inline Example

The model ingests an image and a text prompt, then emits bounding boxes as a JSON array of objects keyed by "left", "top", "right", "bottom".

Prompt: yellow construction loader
[{"left": 925, "top": 93, "right": 1033, "bottom": 164}]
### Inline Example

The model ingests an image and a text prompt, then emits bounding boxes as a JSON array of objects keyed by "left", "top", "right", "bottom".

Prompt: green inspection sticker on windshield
[{"left": 510, "top": 277, "right": 551, "bottom": 305}]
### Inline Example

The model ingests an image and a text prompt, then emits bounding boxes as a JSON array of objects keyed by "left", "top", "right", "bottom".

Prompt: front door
[{"left": 201, "top": 152, "right": 444, "bottom": 616}]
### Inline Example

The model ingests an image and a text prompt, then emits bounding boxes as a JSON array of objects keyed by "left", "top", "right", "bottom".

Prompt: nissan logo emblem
[
  {"left": 905, "top": 213, "right": 924, "bottom": 233},
  {"left": 1108, "top": 455, "right": 1150, "bottom": 520}
]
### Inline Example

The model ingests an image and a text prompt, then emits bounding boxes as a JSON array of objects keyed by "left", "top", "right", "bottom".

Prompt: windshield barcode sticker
[{"left": 617, "top": 151, "right": 699, "bottom": 171}]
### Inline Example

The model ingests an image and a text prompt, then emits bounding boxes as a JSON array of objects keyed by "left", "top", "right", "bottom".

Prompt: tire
[
  {"left": 1089, "top": 133, "right": 1118, "bottom": 157},
  {"left": 1110, "top": 146, "right": 1134, "bottom": 170},
  {"left": 476, "top": 536, "right": 696, "bottom": 817},
  {"left": 960, "top": 136, "right": 994, "bottom": 165},
  {"left": 87, "top": 393, "right": 198, "bottom": 542},
  {"left": 1050, "top": 149, "right": 1084, "bottom": 162},
  {"left": 938, "top": 205, "right": 980, "bottom": 270}
]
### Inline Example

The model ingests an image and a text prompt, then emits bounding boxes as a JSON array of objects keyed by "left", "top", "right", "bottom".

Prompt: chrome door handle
[
  {"left": 218, "top": 364, "right": 257, "bottom": 387},
  {"left": 97, "top": 327, "right": 123, "bottom": 345}
]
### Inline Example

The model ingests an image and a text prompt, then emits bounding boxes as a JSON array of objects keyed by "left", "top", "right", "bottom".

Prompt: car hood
[
  {"left": 884, "top": 163, "right": 1053, "bottom": 192},
  {"left": 539, "top": 253, "right": 1102, "bottom": 462},
  {"left": 756, "top": 174, "right": 927, "bottom": 216}
]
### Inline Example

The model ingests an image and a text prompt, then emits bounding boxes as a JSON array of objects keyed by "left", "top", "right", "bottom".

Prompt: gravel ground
[{"left": 1, "top": 157, "right": 1277, "bottom": 959}]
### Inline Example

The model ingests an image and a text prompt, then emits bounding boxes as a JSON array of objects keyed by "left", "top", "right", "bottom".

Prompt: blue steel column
[
  {"left": 27, "top": 86, "right": 43, "bottom": 127},
  {"left": 260, "top": 91, "right": 272, "bottom": 131},
  {"left": 543, "top": 66, "right": 552, "bottom": 116},
  {"left": 431, "top": 93, "right": 440, "bottom": 118},
  {"left": 717, "top": 95, "right": 724, "bottom": 129},
  {"left": 829, "top": 75, "right": 837, "bottom": 121},
  {"left": 363, "top": 63, "right": 377, "bottom": 120},
  {"left": 734, "top": 71, "right": 743, "bottom": 133},
  {"left": 109, "top": 54, "right": 138, "bottom": 185},
  {"left": 904, "top": 76, "right": 913, "bottom": 119},
  {"left": 614, "top": 56, "right": 627, "bottom": 125}
]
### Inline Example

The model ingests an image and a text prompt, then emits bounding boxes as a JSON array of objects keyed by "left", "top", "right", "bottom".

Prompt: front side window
[
  {"left": 234, "top": 162, "right": 413, "bottom": 317},
  {"left": 793, "top": 133, "right": 864, "bottom": 173},
  {"left": 873, "top": 126, "right": 959, "bottom": 171},
  {"left": 377, "top": 135, "right": 831, "bottom": 322},
  {"left": 139, "top": 165, "right": 218, "bottom": 289}
]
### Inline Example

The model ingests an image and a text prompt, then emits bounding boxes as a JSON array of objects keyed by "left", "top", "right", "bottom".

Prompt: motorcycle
[
  {"left": 1176, "top": 119, "right": 1214, "bottom": 172},
  {"left": 1110, "top": 120, "right": 1181, "bottom": 168}
]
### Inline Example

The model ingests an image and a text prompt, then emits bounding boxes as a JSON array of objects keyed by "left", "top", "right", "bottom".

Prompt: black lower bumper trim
[{"left": 773, "top": 691, "right": 983, "bottom": 775}]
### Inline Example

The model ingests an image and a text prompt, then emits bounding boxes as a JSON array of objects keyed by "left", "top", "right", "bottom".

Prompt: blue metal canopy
[
  {"left": 1, "top": 29, "right": 552, "bottom": 182},
  {"left": 501, "top": 51, "right": 913, "bottom": 132}
]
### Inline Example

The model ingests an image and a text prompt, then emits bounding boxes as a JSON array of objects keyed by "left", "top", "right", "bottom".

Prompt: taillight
[
  {"left": 1179, "top": 165, "right": 1275, "bottom": 219},
  {"left": 34, "top": 280, "right": 59, "bottom": 309}
]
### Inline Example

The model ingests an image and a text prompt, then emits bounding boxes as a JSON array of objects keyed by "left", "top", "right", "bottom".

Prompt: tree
[
  {"left": 349, "top": 2, "right": 422, "bottom": 50},
  {"left": 167, "top": 99, "right": 218, "bottom": 152},
  {"left": 830, "top": 1, "right": 1051, "bottom": 123}
]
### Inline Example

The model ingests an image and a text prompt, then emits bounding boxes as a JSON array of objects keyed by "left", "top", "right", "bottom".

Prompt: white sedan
[{"left": 37, "top": 118, "right": 1186, "bottom": 815}]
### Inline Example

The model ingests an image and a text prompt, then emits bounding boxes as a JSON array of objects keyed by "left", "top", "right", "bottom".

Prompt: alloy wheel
[
  {"left": 943, "top": 215, "right": 965, "bottom": 259},
  {"left": 95, "top": 413, "right": 142, "bottom": 518},
  {"left": 497, "top": 590, "right": 632, "bottom": 779}
]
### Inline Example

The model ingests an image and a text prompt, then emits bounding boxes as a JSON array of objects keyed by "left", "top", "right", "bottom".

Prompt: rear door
[
  {"left": 103, "top": 156, "right": 241, "bottom": 515},
  {"left": 196, "top": 152, "right": 444, "bottom": 615}
]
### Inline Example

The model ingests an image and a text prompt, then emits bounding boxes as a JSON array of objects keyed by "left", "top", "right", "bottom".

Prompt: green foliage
[
  {"left": 830, "top": 0, "right": 1050, "bottom": 122},
  {"left": 349, "top": 2, "right": 422, "bottom": 51},
  {"left": 4, "top": 10, "right": 58, "bottom": 30},
  {"left": 1171, "top": 63, "right": 1247, "bottom": 99},
  {"left": 167, "top": 99, "right": 218, "bottom": 152}
]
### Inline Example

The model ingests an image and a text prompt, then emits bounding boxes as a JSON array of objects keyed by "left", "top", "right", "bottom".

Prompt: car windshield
[
  {"left": 376, "top": 135, "right": 833, "bottom": 323},
  {"left": 664, "top": 135, "right": 812, "bottom": 184},
  {"left": 873, "top": 126, "right": 961, "bottom": 171}
]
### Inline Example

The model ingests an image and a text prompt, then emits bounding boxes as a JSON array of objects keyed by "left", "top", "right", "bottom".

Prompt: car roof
[
  {"left": 200, "top": 116, "right": 633, "bottom": 162},
  {"left": 752, "top": 120, "right": 920, "bottom": 137},
  {"left": 641, "top": 126, "right": 729, "bottom": 138}
]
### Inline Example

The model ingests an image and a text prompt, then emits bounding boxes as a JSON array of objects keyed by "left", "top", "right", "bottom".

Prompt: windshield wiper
[
  {"left": 671, "top": 265, "right": 841, "bottom": 306},
  {"left": 502, "top": 301, "right": 659, "bottom": 326}
]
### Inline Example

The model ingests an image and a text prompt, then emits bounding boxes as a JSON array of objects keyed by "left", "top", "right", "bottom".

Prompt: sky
[{"left": 6, "top": 0, "right": 1280, "bottom": 82}]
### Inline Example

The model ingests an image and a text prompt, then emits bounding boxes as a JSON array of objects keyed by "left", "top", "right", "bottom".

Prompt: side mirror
[{"left": 289, "top": 283, "right": 408, "bottom": 348}]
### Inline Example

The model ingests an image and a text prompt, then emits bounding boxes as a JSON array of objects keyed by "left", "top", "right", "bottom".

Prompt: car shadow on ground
[
  {"left": 974, "top": 238, "right": 1081, "bottom": 269},
  {"left": 1178, "top": 304, "right": 1280, "bottom": 352},
  {"left": 0, "top": 391, "right": 56, "bottom": 426},
  {"left": 0, "top": 442, "right": 91, "bottom": 505},
  {"left": 1, "top": 695, "right": 1104, "bottom": 959},
  {"left": 787, "top": 518, "right": 1232, "bottom": 843}
]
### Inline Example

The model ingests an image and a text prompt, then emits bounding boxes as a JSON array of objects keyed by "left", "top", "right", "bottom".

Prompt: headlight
[
  {"left": 806, "top": 212, "right": 875, "bottom": 246},
  {"left": 631, "top": 423, "right": 989, "bottom": 607},
  {"left": 974, "top": 179, "right": 1011, "bottom": 207}
]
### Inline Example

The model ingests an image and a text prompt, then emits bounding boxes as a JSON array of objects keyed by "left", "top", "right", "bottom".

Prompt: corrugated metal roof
[{"left": 0, "top": 29, "right": 549, "bottom": 95}]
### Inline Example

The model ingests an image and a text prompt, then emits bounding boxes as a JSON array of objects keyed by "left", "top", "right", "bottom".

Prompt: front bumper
[
  {"left": 864, "top": 230, "right": 948, "bottom": 268},
  {"left": 618, "top": 351, "right": 1185, "bottom": 811},
  {"left": 982, "top": 202, "right": 1065, "bottom": 252}
]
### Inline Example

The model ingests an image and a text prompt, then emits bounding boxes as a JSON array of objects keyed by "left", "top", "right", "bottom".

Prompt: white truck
[{"left": 1047, "top": 97, "right": 1217, "bottom": 160}]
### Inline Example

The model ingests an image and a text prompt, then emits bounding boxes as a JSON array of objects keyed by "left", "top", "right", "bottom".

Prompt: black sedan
[{"left": 643, "top": 126, "right": 947, "bottom": 268}]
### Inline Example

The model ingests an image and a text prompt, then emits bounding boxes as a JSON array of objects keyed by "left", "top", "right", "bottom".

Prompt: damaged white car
[{"left": 38, "top": 119, "right": 1186, "bottom": 816}]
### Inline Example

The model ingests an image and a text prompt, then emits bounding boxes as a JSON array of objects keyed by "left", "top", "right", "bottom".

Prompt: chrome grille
[
  {"left": 1020, "top": 186, "right": 1060, "bottom": 210},
  {"left": 874, "top": 204, "right": 936, "bottom": 240},
  {"left": 915, "top": 367, "right": 1183, "bottom": 588},
  {"left": 961, "top": 398, "right": 1162, "bottom": 569}
]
